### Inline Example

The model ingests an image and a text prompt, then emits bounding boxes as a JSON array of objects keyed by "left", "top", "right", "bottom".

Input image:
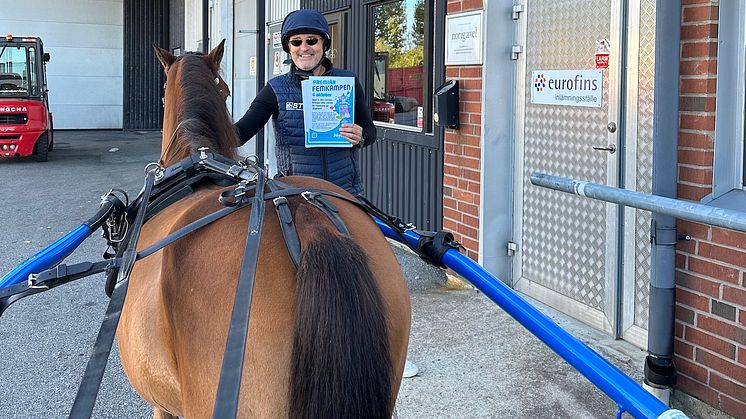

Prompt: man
[{"left": 234, "top": 8, "right": 376, "bottom": 196}]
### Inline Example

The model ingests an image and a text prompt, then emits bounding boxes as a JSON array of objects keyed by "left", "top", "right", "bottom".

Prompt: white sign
[
  {"left": 273, "top": 51, "right": 281, "bottom": 75},
  {"left": 272, "top": 31, "right": 282, "bottom": 49},
  {"left": 249, "top": 56, "right": 256, "bottom": 76},
  {"left": 530, "top": 70, "right": 603, "bottom": 108},
  {"left": 445, "top": 10, "right": 483, "bottom": 65}
]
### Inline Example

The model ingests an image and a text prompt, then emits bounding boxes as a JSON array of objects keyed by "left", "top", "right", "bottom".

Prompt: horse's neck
[{"left": 161, "top": 117, "right": 190, "bottom": 165}]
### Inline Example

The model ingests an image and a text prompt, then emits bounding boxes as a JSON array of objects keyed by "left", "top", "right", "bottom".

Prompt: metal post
[
  {"left": 202, "top": 0, "right": 209, "bottom": 53},
  {"left": 255, "top": 0, "right": 265, "bottom": 163}
]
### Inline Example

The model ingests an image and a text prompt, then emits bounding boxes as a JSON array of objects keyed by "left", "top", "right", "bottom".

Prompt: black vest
[{"left": 268, "top": 65, "right": 363, "bottom": 195}]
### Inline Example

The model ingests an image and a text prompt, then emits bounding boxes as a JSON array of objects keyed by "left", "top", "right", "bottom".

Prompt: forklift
[{"left": 0, "top": 34, "right": 53, "bottom": 161}]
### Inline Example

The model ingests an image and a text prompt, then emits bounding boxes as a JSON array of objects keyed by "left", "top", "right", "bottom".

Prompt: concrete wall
[{"left": 0, "top": 0, "right": 123, "bottom": 129}]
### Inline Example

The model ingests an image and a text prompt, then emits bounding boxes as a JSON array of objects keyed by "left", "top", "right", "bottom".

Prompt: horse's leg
[{"left": 153, "top": 407, "right": 178, "bottom": 419}]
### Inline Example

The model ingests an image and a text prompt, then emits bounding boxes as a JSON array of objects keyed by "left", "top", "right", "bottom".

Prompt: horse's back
[{"left": 119, "top": 176, "right": 410, "bottom": 418}]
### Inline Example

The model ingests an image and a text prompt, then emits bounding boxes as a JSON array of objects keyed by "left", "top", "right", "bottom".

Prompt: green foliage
[
  {"left": 373, "top": 0, "right": 426, "bottom": 69},
  {"left": 374, "top": 2, "right": 406, "bottom": 52},
  {"left": 412, "top": 0, "right": 425, "bottom": 47}
]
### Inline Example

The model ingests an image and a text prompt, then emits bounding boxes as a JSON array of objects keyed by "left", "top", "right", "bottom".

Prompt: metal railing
[{"left": 530, "top": 172, "right": 746, "bottom": 233}]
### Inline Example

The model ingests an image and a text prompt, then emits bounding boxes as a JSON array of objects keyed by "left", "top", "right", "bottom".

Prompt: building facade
[{"left": 4, "top": 0, "right": 743, "bottom": 416}]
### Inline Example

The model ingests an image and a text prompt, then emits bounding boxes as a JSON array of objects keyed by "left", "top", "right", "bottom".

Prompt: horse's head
[{"left": 153, "top": 40, "right": 239, "bottom": 166}]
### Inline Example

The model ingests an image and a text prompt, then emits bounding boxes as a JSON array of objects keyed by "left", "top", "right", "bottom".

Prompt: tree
[
  {"left": 412, "top": 0, "right": 425, "bottom": 47},
  {"left": 374, "top": 2, "right": 406, "bottom": 52}
]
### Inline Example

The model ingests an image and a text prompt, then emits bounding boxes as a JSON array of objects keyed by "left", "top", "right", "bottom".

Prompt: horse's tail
[{"left": 289, "top": 206, "right": 392, "bottom": 419}]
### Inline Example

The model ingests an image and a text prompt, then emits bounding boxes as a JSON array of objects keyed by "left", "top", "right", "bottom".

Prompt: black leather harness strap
[
  {"left": 212, "top": 167, "right": 267, "bottom": 419},
  {"left": 301, "top": 191, "right": 351, "bottom": 236},
  {"left": 271, "top": 195, "right": 302, "bottom": 268},
  {"left": 68, "top": 166, "right": 158, "bottom": 419}
]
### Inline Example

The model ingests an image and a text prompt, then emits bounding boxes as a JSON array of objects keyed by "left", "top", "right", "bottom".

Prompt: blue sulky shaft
[
  {"left": 0, "top": 225, "right": 93, "bottom": 289},
  {"left": 374, "top": 217, "right": 687, "bottom": 419},
  {"left": 0, "top": 195, "right": 121, "bottom": 290}
]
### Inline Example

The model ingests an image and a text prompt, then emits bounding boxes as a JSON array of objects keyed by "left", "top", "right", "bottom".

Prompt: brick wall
[
  {"left": 442, "top": 0, "right": 483, "bottom": 260},
  {"left": 676, "top": 2, "right": 746, "bottom": 418}
]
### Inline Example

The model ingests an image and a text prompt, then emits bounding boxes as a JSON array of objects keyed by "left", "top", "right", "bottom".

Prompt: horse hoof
[{"left": 403, "top": 360, "right": 419, "bottom": 378}]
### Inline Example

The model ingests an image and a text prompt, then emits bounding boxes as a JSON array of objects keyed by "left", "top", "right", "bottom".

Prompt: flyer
[{"left": 301, "top": 76, "right": 355, "bottom": 148}]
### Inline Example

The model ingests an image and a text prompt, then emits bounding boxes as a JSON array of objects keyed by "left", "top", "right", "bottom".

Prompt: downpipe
[{"left": 644, "top": 216, "right": 678, "bottom": 405}]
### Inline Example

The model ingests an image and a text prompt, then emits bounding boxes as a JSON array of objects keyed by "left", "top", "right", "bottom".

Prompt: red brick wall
[
  {"left": 676, "top": 2, "right": 746, "bottom": 417},
  {"left": 442, "top": 0, "right": 483, "bottom": 260}
]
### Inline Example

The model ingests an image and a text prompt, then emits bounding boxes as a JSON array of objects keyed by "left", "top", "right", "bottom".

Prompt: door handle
[{"left": 592, "top": 144, "right": 617, "bottom": 154}]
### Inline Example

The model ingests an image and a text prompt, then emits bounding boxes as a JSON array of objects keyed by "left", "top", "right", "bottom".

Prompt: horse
[{"left": 116, "top": 41, "right": 411, "bottom": 418}]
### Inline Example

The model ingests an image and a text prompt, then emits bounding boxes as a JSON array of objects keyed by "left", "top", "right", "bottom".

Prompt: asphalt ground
[{"left": 0, "top": 130, "right": 698, "bottom": 418}]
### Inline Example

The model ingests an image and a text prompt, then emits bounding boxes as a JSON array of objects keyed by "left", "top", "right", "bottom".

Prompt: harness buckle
[
  {"left": 27, "top": 274, "right": 48, "bottom": 290},
  {"left": 226, "top": 165, "right": 245, "bottom": 178}
]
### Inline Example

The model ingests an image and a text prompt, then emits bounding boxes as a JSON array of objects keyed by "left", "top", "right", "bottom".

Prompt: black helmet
[{"left": 281, "top": 9, "right": 331, "bottom": 53}]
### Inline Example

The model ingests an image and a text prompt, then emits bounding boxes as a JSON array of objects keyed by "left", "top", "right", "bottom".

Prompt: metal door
[
  {"left": 324, "top": 11, "right": 347, "bottom": 69},
  {"left": 513, "top": 0, "right": 655, "bottom": 346}
]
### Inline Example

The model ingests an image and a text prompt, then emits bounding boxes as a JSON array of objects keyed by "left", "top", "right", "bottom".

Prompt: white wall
[{"left": 0, "top": 0, "right": 123, "bottom": 129}]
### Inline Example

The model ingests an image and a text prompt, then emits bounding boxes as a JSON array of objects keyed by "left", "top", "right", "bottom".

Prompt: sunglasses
[{"left": 289, "top": 37, "right": 321, "bottom": 47}]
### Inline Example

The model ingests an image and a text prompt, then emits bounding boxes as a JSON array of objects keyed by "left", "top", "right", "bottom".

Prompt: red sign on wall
[
  {"left": 595, "top": 53, "right": 609, "bottom": 69},
  {"left": 595, "top": 39, "right": 610, "bottom": 69}
]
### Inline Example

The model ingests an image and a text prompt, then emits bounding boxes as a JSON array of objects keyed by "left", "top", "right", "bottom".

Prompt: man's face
[{"left": 288, "top": 34, "right": 324, "bottom": 71}]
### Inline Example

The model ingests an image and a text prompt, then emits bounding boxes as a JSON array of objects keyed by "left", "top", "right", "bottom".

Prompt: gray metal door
[{"left": 513, "top": 0, "right": 655, "bottom": 346}]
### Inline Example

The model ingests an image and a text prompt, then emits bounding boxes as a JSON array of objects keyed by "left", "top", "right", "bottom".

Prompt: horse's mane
[{"left": 167, "top": 52, "right": 240, "bottom": 163}]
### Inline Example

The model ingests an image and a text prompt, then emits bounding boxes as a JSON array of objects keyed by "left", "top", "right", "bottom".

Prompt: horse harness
[{"left": 0, "top": 148, "right": 461, "bottom": 419}]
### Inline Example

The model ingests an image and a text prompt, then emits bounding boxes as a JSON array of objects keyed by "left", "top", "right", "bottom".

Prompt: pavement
[{"left": 0, "top": 130, "right": 707, "bottom": 418}]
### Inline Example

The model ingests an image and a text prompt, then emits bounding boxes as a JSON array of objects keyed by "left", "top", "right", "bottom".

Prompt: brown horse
[{"left": 116, "top": 41, "right": 411, "bottom": 418}]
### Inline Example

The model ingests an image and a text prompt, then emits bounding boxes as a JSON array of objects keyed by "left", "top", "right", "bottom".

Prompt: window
[
  {"left": 709, "top": 1, "right": 746, "bottom": 203},
  {"left": 0, "top": 45, "right": 34, "bottom": 97},
  {"left": 370, "top": 0, "right": 430, "bottom": 131}
]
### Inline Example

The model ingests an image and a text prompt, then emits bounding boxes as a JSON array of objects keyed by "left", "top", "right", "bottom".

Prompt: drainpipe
[
  {"left": 202, "top": 0, "right": 209, "bottom": 53},
  {"left": 644, "top": 0, "right": 681, "bottom": 404},
  {"left": 255, "top": 0, "right": 266, "bottom": 163}
]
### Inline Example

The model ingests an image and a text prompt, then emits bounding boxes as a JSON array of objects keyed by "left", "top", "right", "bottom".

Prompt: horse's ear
[
  {"left": 207, "top": 39, "right": 226, "bottom": 72},
  {"left": 153, "top": 45, "right": 176, "bottom": 73}
]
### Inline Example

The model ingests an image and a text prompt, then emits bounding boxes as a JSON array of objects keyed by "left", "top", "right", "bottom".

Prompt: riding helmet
[{"left": 281, "top": 9, "right": 331, "bottom": 53}]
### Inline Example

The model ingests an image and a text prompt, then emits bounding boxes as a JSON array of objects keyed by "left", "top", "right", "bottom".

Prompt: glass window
[
  {"left": 28, "top": 46, "right": 38, "bottom": 96},
  {"left": 0, "top": 45, "right": 31, "bottom": 97},
  {"left": 371, "top": 0, "right": 427, "bottom": 130},
  {"left": 710, "top": 1, "right": 746, "bottom": 198}
]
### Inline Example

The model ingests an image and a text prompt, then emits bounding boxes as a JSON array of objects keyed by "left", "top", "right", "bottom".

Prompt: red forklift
[{"left": 0, "top": 34, "right": 53, "bottom": 161}]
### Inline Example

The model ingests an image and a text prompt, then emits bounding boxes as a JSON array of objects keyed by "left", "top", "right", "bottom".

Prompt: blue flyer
[{"left": 301, "top": 76, "right": 355, "bottom": 148}]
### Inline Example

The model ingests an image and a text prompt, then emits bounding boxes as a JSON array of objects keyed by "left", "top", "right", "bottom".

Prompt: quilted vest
[{"left": 268, "top": 66, "right": 363, "bottom": 195}]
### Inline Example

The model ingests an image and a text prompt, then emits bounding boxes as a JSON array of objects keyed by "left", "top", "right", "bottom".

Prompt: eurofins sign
[{"left": 530, "top": 70, "right": 603, "bottom": 108}]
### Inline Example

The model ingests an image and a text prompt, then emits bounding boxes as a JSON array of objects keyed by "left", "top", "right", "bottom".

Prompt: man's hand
[{"left": 339, "top": 123, "right": 364, "bottom": 147}]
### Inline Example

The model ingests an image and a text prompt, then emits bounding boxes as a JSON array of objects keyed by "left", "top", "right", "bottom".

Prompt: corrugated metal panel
[
  {"left": 269, "top": 0, "right": 300, "bottom": 23},
  {"left": 169, "top": 0, "right": 185, "bottom": 53},
  {"left": 362, "top": 139, "right": 442, "bottom": 231},
  {"left": 123, "top": 0, "right": 169, "bottom": 129}
]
